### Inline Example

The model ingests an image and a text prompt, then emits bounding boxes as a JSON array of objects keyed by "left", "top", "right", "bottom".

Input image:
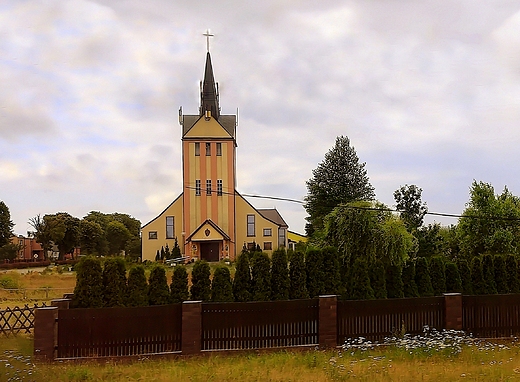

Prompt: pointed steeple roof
[{"left": 200, "top": 52, "right": 220, "bottom": 119}]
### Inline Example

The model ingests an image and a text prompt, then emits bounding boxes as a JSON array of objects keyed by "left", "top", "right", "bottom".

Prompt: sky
[{"left": 2, "top": 0, "right": 520, "bottom": 236}]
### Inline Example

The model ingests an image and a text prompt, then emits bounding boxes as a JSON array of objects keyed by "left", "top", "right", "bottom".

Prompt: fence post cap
[
  {"left": 183, "top": 300, "right": 202, "bottom": 304},
  {"left": 36, "top": 306, "right": 58, "bottom": 310},
  {"left": 319, "top": 295, "right": 338, "bottom": 298},
  {"left": 443, "top": 293, "right": 462, "bottom": 297}
]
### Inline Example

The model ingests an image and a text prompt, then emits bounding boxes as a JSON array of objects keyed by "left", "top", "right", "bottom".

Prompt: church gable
[{"left": 187, "top": 219, "right": 230, "bottom": 242}]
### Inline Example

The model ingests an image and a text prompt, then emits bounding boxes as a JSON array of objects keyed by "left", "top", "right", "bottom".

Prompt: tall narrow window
[
  {"left": 195, "top": 142, "right": 200, "bottom": 156},
  {"left": 166, "top": 216, "right": 174, "bottom": 239},
  {"left": 217, "top": 179, "right": 223, "bottom": 196},
  {"left": 247, "top": 215, "right": 255, "bottom": 237},
  {"left": 216, "top": 142, "right": 222, "bottom": 156},
  {"left": 205, "top": 142, "right": 211, "bottom": 156},
  {"left": 195, "top": 179, "right": 201, "bottom": 196},
  {"left": 206, "top": 179, "right": 212, "bottom": 195},
  {"left": 278, "top": 228, "right": 286, "bottom": 247}
]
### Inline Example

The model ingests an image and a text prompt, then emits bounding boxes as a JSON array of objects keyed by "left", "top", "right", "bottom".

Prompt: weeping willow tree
[{"left": 324, "top": 201, "right": 416, "bottom": 267}]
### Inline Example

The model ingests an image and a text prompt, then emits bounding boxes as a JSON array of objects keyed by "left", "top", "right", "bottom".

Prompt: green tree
[
  {"left": 72, "top": 256, "right": 104, "bottom": 308},
  {"left": 321, "top": 246, "right": 341, "bottom": 295},
  {"left": 471, "top": 256, "right": 486, "bottom": 295},
  {"left": 402, "top": 260, "right": 419, "bottom": 298},
  {"left": 445, "top": 262, "right": 462, "bottom": 293},
  {"left": 211, "top": 266, "right": 234, "bottom": 302},
  {"left": 415, "top": 257, "right": 434, "bottom": 297},
  {"left": 30, "top": 213, "right": 80, "bottom": 260},
  {"left": 288, "top": 251, "right": 308, "bottom": 299},
  {"left": 102, "top": 257, "right": 127, "bottom": 307},
  {"left": 148, "top": 266, "right": 171, "bottom": 305},
  {"left": 170, "top": 265, "right": 189, "bottom": 303},
  {"left": 106, "top": 221, "right": 131, "bottom": 256},
  {"left": 456, "top": 259, "right": 473, "bottom": 295},
  {"left": 304, "top": 135, "right": 375, "bottom": 236},
  {"left": 190, "top": 260, "right": 211, "bottom": 301},
  {"left": 0, "top": 201, "right": 14, "bottom": 248},
  {"left": 305, "top": 248, "right": 324, "bottom": 297},
  {"left": 386, "top": 264, "right": 404, "bottom": 298},
  {"left": 349, "top": 258, "right": 374, "bottom": 300},
  {"left": 126, "top": 265, "right": 148, "bottom": 307},
  {"left": 271, "top": 248, "right": 289, "bottom": 300},
  {"left": 251, "top": 252, "right": 271, "bottom": 301},
  {"left": 429, "top": 257, "right": 446, "bottom": 296},
  {"left": 494, "top": 255, "right": 508, "bottom": 294},
  {"left": 505, "top": 254, "right": 520, "bottom": 293},
  {"left": 172, "top": 237, "right": 181, "bottom": 259},
  {"left": 415, "top": 224, "right": 446, "bottom": 258},
  {"left": 79, "top": 219, "right": 104, "bottom": 256},
  {"left": 482, "top": 254, "right": 497, "bottom": 294},
  {"left": 233, "top": 250, "right": 252, "bottom": 302},
  {"left": 393, "top": 184, "right": 428, "bottom": 231},
  {"left": 370, "top": 259, "right": 388, "bottom": 299}
]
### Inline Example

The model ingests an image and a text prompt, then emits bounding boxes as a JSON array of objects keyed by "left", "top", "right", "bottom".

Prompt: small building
[{"left": 11, "top": 235, "right": 45, "bottom": 261}]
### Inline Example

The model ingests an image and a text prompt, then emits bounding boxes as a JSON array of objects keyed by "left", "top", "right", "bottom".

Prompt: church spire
[{"left": 200, "top": 52, "right": 220, "bottom": 119}]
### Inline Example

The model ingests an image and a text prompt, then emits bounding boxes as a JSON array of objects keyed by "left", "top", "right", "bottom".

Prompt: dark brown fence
[
  {"left": 57, "top": 304, "right": 182, "bottom": 358},
  {"left": 201, "top": 299, "right": 319, "bottom": 350},
  {"left": 0, "top": 303, "right": 47, "bottom": 337},
  {"left": 463, "top": 294, "right": 520, "bottom": 338},
  {"left": 337, "top": 297, "right": 445, "bottom": 344}
]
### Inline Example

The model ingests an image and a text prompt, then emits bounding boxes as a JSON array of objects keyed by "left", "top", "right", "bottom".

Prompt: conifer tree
[
  {"left": 471, "top": 256, "right": 486, "bottom": 295},
  {"left": 251, "top": 252, "right": 271, "bottom": 301},
  {"left": 370, "top": 259, "right": 387, "bottom": 299},
  {"left": 72, "top": 256, "right": 104, "bottom": 308},
  {"left": 415, "top": 257, "right": 434, "bottom": 297},
  {"left": 321, "top": 246, "right": 341, "bottom": 295},
  {"left": 482, "top": 254, "right": 497, "bottom": 294},
  {"left": 190, "top": 260, "right": 211, "bottom": 301},
  {"left": 155, "top": 250, "right": 160, "bottom": 262},
  {"left": 305, "top": 248, "right": 324, "bottom": 297},
  {"left": 457, "top": 259, "right": 473, "bottom": 295},
  {"left": 445, "top": 262, "right": 462, "bottom": 293},
  {"left": 148, "top": 265, "right": 171, "bottom": 305},
  {"left": 289, "top": 251, "right": 308, "bottom": 299},
  {"left": 505, "top": 254, "right": 520, "bottom": 293},
  {"left": 233, "top": 250, "right": 252, "bottom": 302},
  {"left": 103, "top": 257, "right": 127, "bottom": 307},
  {"left": 172, "top": 237, "right": 181, "bottom": 259},
  {"left": 211, "top": 266, "right": 234, "bottom": 302},
  {"left": 429, "top": 256, "right": 446, "bottom": 296},
  {"left": 126, "top": 265, "right": 148, "bottom": 307},
  {"left": 402, "top": 260, "right": 419, "bottom": 298},
  {"left": 349, "top": 258, "right": 374, "bottom": 300},
  {"left": 164, "top": 244, "right": 171, "bottom": 260},
  {"left": 385, "top": 264, "right": 404, "bottom": 298},
  {"left": 160, "top": 246, "right": 165, "bottom": 261},
  {"left": 494, "top": 255, "right": 508, "bottom": 294},
  {"left": 170, "top": 265, "right": 189, "bottom": 303},
  {"left": 271, "top": 248, "right": 289, "bottom": 300}
]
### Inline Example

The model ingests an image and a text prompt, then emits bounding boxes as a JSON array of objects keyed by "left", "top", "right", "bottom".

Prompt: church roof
[
  {"left": 258, "top": 208, "right": 288, "bottom": 228},
  {"left": 200, "top": 52, "right": 220, "bottom": 120}
]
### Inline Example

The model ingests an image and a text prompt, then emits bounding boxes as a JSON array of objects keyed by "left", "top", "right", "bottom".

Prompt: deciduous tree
[{"left": 393, "top": 185, "right": 428, "bottom": 231}]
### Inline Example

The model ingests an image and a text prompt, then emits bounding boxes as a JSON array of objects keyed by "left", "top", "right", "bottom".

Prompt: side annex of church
[{"left": 141, "top": 51, "right": 291, "bottom": 262}]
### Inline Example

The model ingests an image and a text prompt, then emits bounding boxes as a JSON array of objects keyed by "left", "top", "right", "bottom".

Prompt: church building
[{"left": 141, "top": 49, "right": 291, "bottom": 262}]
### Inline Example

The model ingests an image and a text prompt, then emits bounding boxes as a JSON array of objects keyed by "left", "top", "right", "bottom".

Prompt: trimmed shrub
[
  {"left": 445, "top": 262, "right": 462, "bottom": 293},
  {"left": 103, "top": 257, "right": 127, "bottom": 307},
  {"left": 148, "top": 265, "right": 171, "bottom": 305},
  {"left": 494, "top": 255, "right": 508, "bottom": 294},
  {"left": 271, "top": 248, "right": 289, "bottom": 300},
  {"left": 471, "top": 256, "right": 486, "bottom": 295},
  {"left": 305, "top": 248, "right": 324, "bottom": 298},
  {"left": 349, "top": 258, "right": 374, "bottom": 300},
  {"left": 402, "top": 260, "right": 419, "bottom": 298},
  {"left": 506, "top": 254, "right": 520, "bottom": 293},
  {"left": 289, "top": 251, "right": 308, "bottom": 299},
  {"left": 457, "top": 259, "right": 473, "bottom": 295},
  {"left": 170, "top": 265, "right": 189, "bottom": 303},
  {"left": 126, "top": 265, "right": 148, "bottom": 307},
  {"left": 385, "top": 264, "right": 404, "bottom": 299},
  {"left": 321, "top": 246, "right": 341, "bottom": 295},
  {"left": 211, "top": 266, "right": 234, "bottom": 302},
  {"left": 429, "top": 257, "right": 446, "bottom": 296},
  {"left": 72, "top": 256, "right": 104, "bottom": 308},
  {"left": 190, "top": 260, "right": 211, "bottom": 301},
  {"left": 233, "top": 250, "right": 252, "bottom": 302},
  {"left": 370, "top": 259, "right": 387, "bottom": 299},
  {"left": 482, "top": 254, "right": 497, "bottom": 294},
  {"left": 251, "top": 252, "right": 271, "bottom": 301},
  {"left": 415, "top": 257, "right": 433, "bottom": 297}
]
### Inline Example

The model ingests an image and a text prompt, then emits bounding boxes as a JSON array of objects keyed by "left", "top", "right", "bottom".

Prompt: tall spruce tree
[
  {"left": 505, "top": 254, "right": 520, "bottom": 293},
  {"left": 170, "top": 265, "right": 189, "bottom": 303},
  {"left": 72, "top": 256, "right": 104, "bottom": 308},
  {"left": 370, "top": 259, "right": 388, "bottom": 299},
  {"left": 482, "top": 254, "right": 497, "bottom": 294},
  {"left": 233, "top": 250, "right": 252, "bottom": 302},
  {"left": 456, "top": 259, "right": 473, "bottom": 295},
  {"left": 148, "top": 265, "right": 171, "bottom": 305},
  {"left": 494, "top": 255, "right": 508, "bottom": 294},
  {"left": 429, "top": 256, "right": 446, "bottom": 296},
  {"left": 211, "top": 266, "right": 234, "bottom": 302},
  {"left": 349, "top": 258, "right": 374, "bottom": 300},
  {"left": 305, "top": 248, "right": 324, "bottom": 297},
  {"left": 415, "top": 257, "right": 434, "bottom": 297},
  {"left": 102, "top": 257, "right": 127, "bottom": 307},
  {"left": 126, "top": 265, "right": 148, "bottom": 307},
  {"left": 471, "top": 256, "right": 486, "bottom": 295},
  {"left": 445, "top": 262, "right": 463, "bottom": 293},
  {"left": 304, "top": 136, "right": 375, "bottom": 236},
  {"left": 251, "top": 252, "right": 271, "bottom": 301},
  {"left": 190, "top": 260, "right": 211, "bottom": 301},
  {"left": 321, "top": 246, "right": 341, "bottom": 295},
  {"left": 289, "top": 251, "right": 308, "bottom": 299},
  {"left": 385, "top": 264, "right": 404, "bottom": 298},
  {"left": 271, "top": 248, "right": 289, "bottom": 300},
  {"left": 402, "top": 260, "right": 419, "bottom": 298}
]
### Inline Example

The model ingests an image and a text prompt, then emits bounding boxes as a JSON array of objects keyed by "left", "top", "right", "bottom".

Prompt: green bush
[
  {"left": 415, "top": 257, "right": 433, "bottom": 297},
  {"left": 251, "top": 252, "right": 271, "bottom": 301},
  {"left": 126, "top": 265, "right": 148, "bottom": 307},
  {"left": 72, "top": 256, "right": 104, "bottom": 308},
  {"left": 321, "top": 246, "right": 341, "bottom": 295},
  {"left": 506, "top": 254, "right": 520, "bottom": 293},
  {"left": 494, "top": 255, "right": 508, "bottom": 294},
  {"left": 471, "top": 256, "right": 486, "bottom": 295},
  {"left": 103, "top": 257, "right": 127, "bottom": 307},
  {"left": 305, "top": 248, "right": 324, "bottom": 297},
  {"left": 148, "top": 265, "right": 171, "bottom": 305},
  {"left": 349, "top": 258, "right": 374, "bottom": 300},
  {"left": 457, "top": 259, "right": 473, "bottom": 295},
  {"left": 170, "top": 265, "right": 189, "bottom": 303},
  {"left": 482, "top": 254, "right": 497, "bottom": 294},
  {"left": 402, "top": 260, "right": 419, "bottom": 298},
  {"left": 211, "top": 266, "right": 234, "bottom": 302},
  {"left": 233, "top": 250, "right": 252, "bottom": 302},
  {"left": 385, "top": 264, "right": 404, "bottom": 299},
  {"left": 370, "top": 259, "right": 387, "bottom": 299},
  {"left": 271, "top": 248, "right": 289, "bottom": 300},
  {"left": 429, "top": 257, "right": 446, "bottom": 296},
  {"left": 289, "top": 251, "right": 308, "bottom": 299},
  {"left": 0, "top": 275, "right": 20, "bottom": 289},
  {"left": 190, "top": 260, "right": 211, "bottom": 301},
  {"left": 445, "top": 262, "right": 462, "bottom": 293}
]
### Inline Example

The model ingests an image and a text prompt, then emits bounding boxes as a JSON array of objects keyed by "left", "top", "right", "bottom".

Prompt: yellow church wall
[{"left": 142, "top": 195, "right": 183, "bottom": 262}]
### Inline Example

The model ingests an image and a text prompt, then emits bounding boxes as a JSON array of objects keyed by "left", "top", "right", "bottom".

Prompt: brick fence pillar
[
  {"left": 51, "top": 298, "right": 71, "bottom": 310},
  {"left": 182, "top": 300, "right": 202, "bottom": 355},
  {"left": 444, "top": 293, "right": 463, "bottom": 330},
  {"left": 319, "top": 295, "right": 337, "bottom": 348},
  {"left": 33, "top": 306, "right": 58, "bottom": 361}
]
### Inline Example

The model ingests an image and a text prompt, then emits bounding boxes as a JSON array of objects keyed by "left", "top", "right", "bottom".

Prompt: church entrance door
[{"left": 200, "top": 241, "right": 220, "bottom": 262}]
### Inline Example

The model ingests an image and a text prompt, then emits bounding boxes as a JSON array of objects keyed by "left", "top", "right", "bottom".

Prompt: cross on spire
[{"left": 203, "top": 29, "right": 214, "bottom": 52}]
